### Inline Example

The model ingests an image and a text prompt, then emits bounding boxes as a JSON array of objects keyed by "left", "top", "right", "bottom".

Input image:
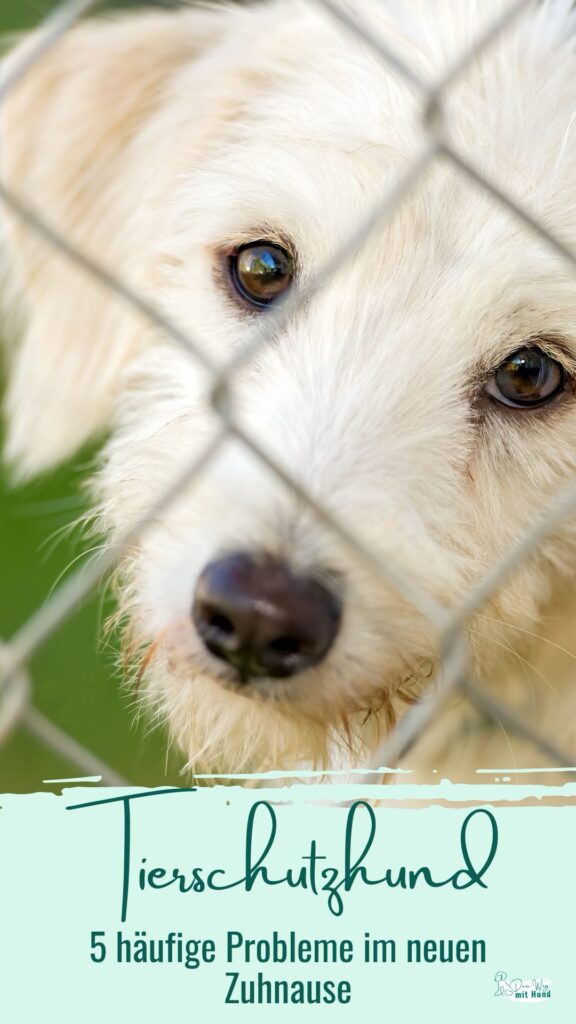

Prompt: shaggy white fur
[{"left": 3, "top": 0, "right": 576, "bottom": 779}]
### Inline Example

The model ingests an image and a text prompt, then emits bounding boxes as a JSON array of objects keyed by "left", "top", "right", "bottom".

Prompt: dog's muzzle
[{"left": 192, "top": 552, "right": 342, "bottom": 682}]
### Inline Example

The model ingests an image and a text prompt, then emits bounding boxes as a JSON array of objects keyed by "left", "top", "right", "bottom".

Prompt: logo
[{"left": 494, "top": 971, "right": 552, "bottom": 1001}]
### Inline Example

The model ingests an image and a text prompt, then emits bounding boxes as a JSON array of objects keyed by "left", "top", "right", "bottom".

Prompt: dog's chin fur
[
  {"left": 139, "top": 656, "right": 398, "bottom": 776},
  {"left": 4, "top": 0, "right": 576, "bottom": 779},
  {"left": 123, "top": 616, "right": 429, "bottom": 775}
]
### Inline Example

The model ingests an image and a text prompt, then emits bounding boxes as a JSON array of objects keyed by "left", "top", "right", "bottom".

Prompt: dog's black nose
[{"left": 192, "top": 553, "right": 341, "bottom": 680}]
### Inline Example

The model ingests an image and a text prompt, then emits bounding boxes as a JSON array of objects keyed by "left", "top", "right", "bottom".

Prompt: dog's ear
[{"left": 0, "top": 8, "right": 231, "bottom": 477}]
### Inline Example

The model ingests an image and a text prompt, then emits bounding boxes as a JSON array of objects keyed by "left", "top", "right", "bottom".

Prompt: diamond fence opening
[{"left": 1, "top": 0, "right": 576, "bottom": 786}]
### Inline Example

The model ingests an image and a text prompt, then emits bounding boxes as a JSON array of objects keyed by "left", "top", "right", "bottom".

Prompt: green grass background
[{"left": 0, "top": 0, "right": 186, "bottom": 790}]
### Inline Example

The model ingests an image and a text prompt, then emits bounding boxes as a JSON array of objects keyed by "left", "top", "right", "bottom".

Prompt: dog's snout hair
[{"left": 4, "top": 0, "right": 576, "bottom": 776}]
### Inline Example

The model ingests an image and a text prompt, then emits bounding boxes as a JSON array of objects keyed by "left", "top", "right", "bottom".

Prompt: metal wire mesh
[{"left": 1, "top": 0, "right": 576, "bottom": 786}]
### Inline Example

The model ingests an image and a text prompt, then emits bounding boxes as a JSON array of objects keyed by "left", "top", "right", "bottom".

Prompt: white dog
[{"left": 2, "top": 0, "right": 576, "bottom": 779}]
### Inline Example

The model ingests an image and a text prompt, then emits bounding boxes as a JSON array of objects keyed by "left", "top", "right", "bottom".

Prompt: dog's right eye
[
  {"left": 229, "top": 241, "right": 294, "bottom": 308},
  {"left": 485, "top": 346, "right": 566, "bottom": 409}
]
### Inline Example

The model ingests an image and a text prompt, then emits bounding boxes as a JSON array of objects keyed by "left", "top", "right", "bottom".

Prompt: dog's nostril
[
  {"left": 192, "top": 552, "right": 342, "bottom": 681},
  {"left": 267, "top": 636, "right": 302, "bottom": 654},
  {"left": 206, "top": 610, "right": 235, "bottom": 636}
]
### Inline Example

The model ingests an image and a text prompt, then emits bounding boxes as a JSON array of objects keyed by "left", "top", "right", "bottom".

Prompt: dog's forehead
[
  {"left": 227, "top": 10, "right": 576, "bottom": 280},
  {"left": 230, "top": 0, "right": 576, "bottom": 188},
  {"left": 162, "top": 0, "right": 576, "bottom": 361}
]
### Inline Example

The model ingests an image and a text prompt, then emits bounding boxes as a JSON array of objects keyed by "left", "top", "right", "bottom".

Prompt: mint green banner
[{"left": 0, "top": 782, "right": 573, "bottom": 1020}]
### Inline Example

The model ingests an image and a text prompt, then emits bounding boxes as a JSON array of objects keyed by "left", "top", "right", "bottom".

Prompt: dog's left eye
[
  {"left": 485, "top": 346, "right": 566, "bottom": 409},
  {"left": 229, "top": 241, "right": 294, "bottom": 308}
]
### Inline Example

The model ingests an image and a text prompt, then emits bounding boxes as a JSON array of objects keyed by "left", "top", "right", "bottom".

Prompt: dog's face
[{"left": 4, "top": 1, "right": 576, "bottom": 772}]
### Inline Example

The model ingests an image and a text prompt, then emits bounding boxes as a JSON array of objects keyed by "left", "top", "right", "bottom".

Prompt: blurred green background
[{"left": 0, "top": 0, "right": 186, "bottom": 791}]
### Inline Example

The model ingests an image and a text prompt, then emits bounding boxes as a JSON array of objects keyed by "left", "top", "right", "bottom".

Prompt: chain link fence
[{"left": 1, "top": 0, "right": 576, "bottom": 786}]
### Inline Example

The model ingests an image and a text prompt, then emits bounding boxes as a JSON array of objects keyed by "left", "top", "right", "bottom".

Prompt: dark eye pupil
[
  {"left": 498, "top": 350, "right": 547, "bottom": 397},
  {"left": 493, "top": 347, "right": 564, "bottom": 407},
  {"left": 232, "top": 242, "right": 293, "bottom": 307}
]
